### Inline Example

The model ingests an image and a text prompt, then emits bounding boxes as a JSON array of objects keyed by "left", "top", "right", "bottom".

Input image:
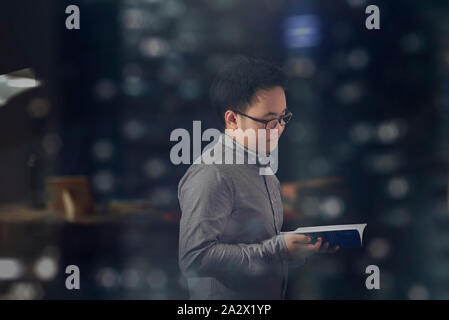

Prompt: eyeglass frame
[{"left": 232, "top": 109, "right": 293, "bottom": 129}]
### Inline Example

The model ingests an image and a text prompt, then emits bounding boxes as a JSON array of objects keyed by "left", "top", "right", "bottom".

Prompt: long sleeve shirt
[{"left": 178, "top": 133, "right": 298, "bottom": 299}]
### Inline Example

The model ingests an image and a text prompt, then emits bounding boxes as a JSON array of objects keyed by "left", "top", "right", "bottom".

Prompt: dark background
[{"left": 0, "top": 0, "right": 448, "bottom": 299}]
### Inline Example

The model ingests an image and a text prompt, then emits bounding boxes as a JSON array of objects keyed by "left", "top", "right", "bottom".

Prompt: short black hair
[{"left": 209, "top": 55, "right": 288, "bottom": 127}]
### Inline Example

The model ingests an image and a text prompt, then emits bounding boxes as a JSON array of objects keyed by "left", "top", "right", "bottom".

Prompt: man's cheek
[{"left": 278, "top": 127, "right": 284, "bottom": 138}]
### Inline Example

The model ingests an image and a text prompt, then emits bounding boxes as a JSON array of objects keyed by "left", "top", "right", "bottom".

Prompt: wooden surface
[{"left": 0, "top": 202, "right": 180, "bottom": 224}]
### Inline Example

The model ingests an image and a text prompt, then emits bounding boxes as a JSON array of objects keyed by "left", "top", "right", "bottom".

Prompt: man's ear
[{"left": 224, "top": 110, "right": 238, "bottom": 129}]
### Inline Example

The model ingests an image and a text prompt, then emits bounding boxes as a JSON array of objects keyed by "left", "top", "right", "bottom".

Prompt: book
[{"left": 281, "top": 223, "right": 367, "bottom": 248}]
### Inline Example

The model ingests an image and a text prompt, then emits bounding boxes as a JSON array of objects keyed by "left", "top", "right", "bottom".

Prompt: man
[{"left": 178, "top": 55, "right": 338, "bottom": 300}]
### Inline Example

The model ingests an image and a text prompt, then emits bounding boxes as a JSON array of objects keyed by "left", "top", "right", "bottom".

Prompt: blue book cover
[{"left": 281, "top": 223, "right": 367, "bottom": 248}]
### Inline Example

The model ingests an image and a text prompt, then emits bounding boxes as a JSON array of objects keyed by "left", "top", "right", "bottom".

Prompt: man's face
[{"left": 225, "top": 86, "right": 288, "bottom": 153}]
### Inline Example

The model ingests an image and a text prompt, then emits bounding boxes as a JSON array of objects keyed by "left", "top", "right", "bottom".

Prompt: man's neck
[{"left": 223, "top": 132, "right": 269, "bottom": 156}]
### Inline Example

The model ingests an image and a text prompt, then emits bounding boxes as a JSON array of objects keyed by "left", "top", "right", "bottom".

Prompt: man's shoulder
[
  {"left": 181, "top": 161, "right": 232, "bottom": 182},
  {"left": 181, "top": 138, "right": 235, "bottom": 179},
  {"left": 178, "top": 161, "right": 234, "bottom": 190}
]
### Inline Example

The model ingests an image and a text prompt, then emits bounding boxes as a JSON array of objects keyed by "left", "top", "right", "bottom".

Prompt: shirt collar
[{"left": 220, "top": 133, "right": 271, "bottom": 167}]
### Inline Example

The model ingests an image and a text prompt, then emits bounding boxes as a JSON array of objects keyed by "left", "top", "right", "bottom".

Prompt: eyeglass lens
[{"left": 266, "top": 113, "right": 292, "bottom": 129}]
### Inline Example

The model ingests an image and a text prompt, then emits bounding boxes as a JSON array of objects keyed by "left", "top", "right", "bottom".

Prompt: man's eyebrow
[{"left": 262, "top": 108, "right": 287, "bottom": 117}]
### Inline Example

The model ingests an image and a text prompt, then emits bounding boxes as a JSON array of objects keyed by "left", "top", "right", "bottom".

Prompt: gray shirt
[{"left": 178, "top": 133, "right": 297, "bottom": 299}]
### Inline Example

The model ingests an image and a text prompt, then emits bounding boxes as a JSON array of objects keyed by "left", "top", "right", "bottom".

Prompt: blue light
[{"left": 284, "top": 14, "right": 320, "bottom": 48}]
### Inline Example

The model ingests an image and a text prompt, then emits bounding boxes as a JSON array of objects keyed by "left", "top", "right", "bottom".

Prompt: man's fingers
[
  {"left": 328, "top": 245, "right": 340, "bottom": 254},
  {"left": 320, "top": 241, "right": 329, "bottom": 253},
  {"left": 305, "top": 237, "right": 322, "bottom": 251},
  {"left": 291, "top": 234, "right": 312, "bottom": 244}
]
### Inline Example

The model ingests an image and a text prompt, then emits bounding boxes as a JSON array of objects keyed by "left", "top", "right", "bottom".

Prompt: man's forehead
[
  {"left": 246, "top": 87, "right": 286, "bottom": 116},
  {"left": 262, "top": 108, "right": 287, "bottom": 117},
  {"left": 245, "top": 102, "right": 286, "bottom": 117}
]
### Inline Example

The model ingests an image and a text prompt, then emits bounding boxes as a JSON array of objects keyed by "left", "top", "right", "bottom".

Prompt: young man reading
[{"left": 178, "top": 55, "right": 339, "bottom": 300}]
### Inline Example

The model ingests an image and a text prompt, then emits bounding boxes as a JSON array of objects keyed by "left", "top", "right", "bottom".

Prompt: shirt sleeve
[{"left": 178, "top": 164, "right": 290, "bottom": 278}]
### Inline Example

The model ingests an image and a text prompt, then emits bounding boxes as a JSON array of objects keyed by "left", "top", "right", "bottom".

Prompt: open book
[{"left": 281, "top": 223, "right": 367, "bottom": 248}]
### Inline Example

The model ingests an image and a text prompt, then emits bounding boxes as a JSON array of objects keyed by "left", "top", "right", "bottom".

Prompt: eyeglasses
[{"left": 232, "top": 109, "right": 293, "bottom": 130}]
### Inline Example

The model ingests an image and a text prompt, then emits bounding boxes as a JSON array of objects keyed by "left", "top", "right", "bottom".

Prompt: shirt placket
[
  {"left": 262, "top": 175, "right": 279, "bottom": 235},
  {"left": 263, "top": 174, "right": 288, "bottom": 299}
]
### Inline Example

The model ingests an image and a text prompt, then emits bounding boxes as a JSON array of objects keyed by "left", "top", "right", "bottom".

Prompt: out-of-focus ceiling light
[
  {"left": 0, "top": 68, "right": 41, "bottom": 107},
  {"left": 7, "top": 78, "right": 39, "bottom": 88}
]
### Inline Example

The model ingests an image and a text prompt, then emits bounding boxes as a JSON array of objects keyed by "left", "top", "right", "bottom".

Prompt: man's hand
[
  {"left": 317, "top": 238, "right": 340, "bottom": 254},
  {"left": 283, "top": 234, "right": 339, "bottom": 262}
]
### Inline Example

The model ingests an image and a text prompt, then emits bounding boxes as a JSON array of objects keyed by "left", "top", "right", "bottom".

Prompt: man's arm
[{"left": 178, "top": 165, "right": 290, "bottom": 278}]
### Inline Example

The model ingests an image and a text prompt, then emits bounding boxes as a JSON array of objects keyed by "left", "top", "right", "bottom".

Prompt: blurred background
[{"left": 0, "top": 0, "right": 448, "bottom": 299}]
